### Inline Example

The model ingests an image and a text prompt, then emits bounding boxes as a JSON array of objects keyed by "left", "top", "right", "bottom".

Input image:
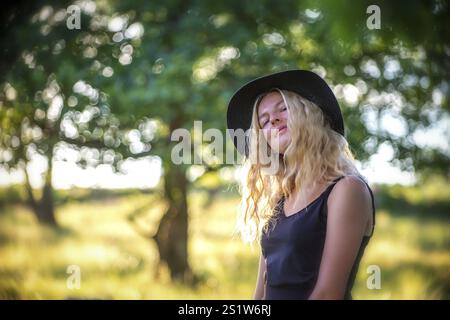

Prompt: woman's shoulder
[
  {"left": 327, "top": 175, "right": 373, "bottom": 217},
  {"left": 333, "top": 175, "right": 370, "bottom": 191}
]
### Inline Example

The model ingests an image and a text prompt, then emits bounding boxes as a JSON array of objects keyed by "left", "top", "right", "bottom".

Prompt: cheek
[
  {"left": 261, "top": 128, "right": 270, "bottom": 142},
  {"left": 266, "top": 131, "right": 286, "bottom": 150},
  {"left": 279, "top": 130, "right": 291, "bottom": 148},
  {"left": 261, "top": 129, "right": 277, "bottom": 149}
]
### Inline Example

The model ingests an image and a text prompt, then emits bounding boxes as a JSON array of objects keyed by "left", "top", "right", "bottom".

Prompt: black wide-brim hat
[{"left": 226, "top": 69, "right": 345, "bottom": 154}]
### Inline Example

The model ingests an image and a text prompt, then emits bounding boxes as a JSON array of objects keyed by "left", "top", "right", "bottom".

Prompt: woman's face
[{"left": 257, "top": 91, "right": 291, "bottom": 154}]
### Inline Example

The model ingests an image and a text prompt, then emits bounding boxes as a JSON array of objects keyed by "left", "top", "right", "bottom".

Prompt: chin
[
  {"left": 275, "top": 143, "right": 288, "bottom": 155},
  {"left": 269, "top": 135, "right": 290, "bottom": 154}
]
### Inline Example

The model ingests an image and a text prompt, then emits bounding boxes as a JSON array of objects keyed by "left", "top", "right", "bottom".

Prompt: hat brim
[{"left": 226, "top": 69, "right": 344, "bottom": 155}]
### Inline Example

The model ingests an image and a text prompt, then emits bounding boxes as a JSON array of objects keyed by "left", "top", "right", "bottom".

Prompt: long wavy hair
[{"left": 236, "top": 88, "right": 362, "bottom": 243}]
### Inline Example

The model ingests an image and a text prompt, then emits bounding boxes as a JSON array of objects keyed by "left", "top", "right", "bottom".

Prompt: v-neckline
[
  {"left": 282, "top": 181, "right": 338, "bottom": 218},
  {"left": 282, "top": 190, "right": 325, "bottom": 218}
]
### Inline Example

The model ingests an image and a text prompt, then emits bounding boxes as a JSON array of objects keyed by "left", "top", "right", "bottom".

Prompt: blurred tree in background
[
  {"left": 0, "top": 0, "right": 133, "bottom": 225},
  {"left": 0, "top": 0, "right": 448, "bottom": 283}
]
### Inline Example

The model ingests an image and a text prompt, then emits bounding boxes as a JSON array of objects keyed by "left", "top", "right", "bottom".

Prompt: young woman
[{"left": 226, "top": 70, "right": 376, "bottom": 300}]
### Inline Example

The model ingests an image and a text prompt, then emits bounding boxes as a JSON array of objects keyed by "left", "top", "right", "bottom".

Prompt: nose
[{"left": 270, "top": 116, "right": 280, "bottom": 126}]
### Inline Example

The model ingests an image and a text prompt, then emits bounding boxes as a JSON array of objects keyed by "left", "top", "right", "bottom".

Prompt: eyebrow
[{"left": 258, "top": 100, "right": 285, "bottom": 123}]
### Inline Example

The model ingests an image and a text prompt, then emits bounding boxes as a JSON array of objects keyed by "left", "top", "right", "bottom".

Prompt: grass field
[{"left": 0, "top": 186, "right": 449, "bottom": 300}]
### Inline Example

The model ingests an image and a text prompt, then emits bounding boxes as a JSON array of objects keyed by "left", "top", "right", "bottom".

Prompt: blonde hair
[{"left": 236, "top": 88, "right": 361, "bottom": 243}]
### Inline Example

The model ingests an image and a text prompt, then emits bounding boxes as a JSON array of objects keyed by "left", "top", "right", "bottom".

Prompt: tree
[
  {"left": 1, "top": 0, "right": 448, "bottom": 282},
  {"left": 0, "top": 1, "right": 144, "bottom": 225},
  {"left": 104, "top": 0, "right": 310, "bottom": 282},
  {"left": 107, "top": 0, "right": 449, "bottom": 280}
]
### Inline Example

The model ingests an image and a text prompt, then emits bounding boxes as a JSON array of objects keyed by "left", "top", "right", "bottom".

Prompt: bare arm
[
  {"left": 309, "top": 176, "right": 372, "bottom": 300},
  {"left": 253, "top": 252, "right": 267, "bottom": 300}
]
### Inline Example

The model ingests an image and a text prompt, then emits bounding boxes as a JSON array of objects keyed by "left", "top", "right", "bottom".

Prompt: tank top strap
[
  {"left": 322, "top": 175, "right": 376, "bottom": 237},
  {"left": 315, "top": 176, "right": 342, "bottom": 208},
  {"left": 351, "top": 176, "right": 376, "bottom": 237},
  {"left": 332, "top": 175, "right": 346, "bottom": 183},
  {"left": 363, "top": 180, "right": 376, "bottom": 237},
  {"left": 322, "top": 175, "right": 346, "bottom": 196}
]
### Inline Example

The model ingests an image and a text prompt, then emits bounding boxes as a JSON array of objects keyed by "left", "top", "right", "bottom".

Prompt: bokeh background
[{"left": 0, "top": 0, "right": 449, "bottom": 299}]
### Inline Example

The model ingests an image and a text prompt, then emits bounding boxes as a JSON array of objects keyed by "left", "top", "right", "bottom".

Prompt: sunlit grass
[
  {"left": 353, "top": 210, "right": 450, "bottom": 299},
  {"left": 0, "top": 189, "right": 449, "bottom": 299}
]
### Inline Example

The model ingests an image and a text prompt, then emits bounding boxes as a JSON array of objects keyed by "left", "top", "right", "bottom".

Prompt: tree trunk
[
  {"left": 153, "top": 160, "right": 192, "bottom": 282},
  {"left": 36, "top": 180, "right": 57, "bottom": 226},
  {"left": 23, "top": 157, "right": 58, "bottom": 226}
]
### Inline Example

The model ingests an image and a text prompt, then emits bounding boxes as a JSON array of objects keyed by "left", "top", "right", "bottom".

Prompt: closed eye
[{"left": 259, "top": 104, "right": 286, "bottom": 127}]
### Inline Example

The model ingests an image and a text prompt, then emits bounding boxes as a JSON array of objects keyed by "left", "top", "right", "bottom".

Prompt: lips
[{"left": 278, "top": 126, "right": 287, "bottom": 133}]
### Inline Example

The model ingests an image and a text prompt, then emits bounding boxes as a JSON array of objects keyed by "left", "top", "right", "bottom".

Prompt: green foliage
[
  {"left": 2, "top": 0, "right": 449, "bottom": 178},
  {"left": 375, "top": 176, "right": 450, "bottom": 216}
]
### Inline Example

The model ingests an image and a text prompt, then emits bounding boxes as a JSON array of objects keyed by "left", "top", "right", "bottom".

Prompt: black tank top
[{"left": 260, "top": 176, "right": 376, "bottom": 300}]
